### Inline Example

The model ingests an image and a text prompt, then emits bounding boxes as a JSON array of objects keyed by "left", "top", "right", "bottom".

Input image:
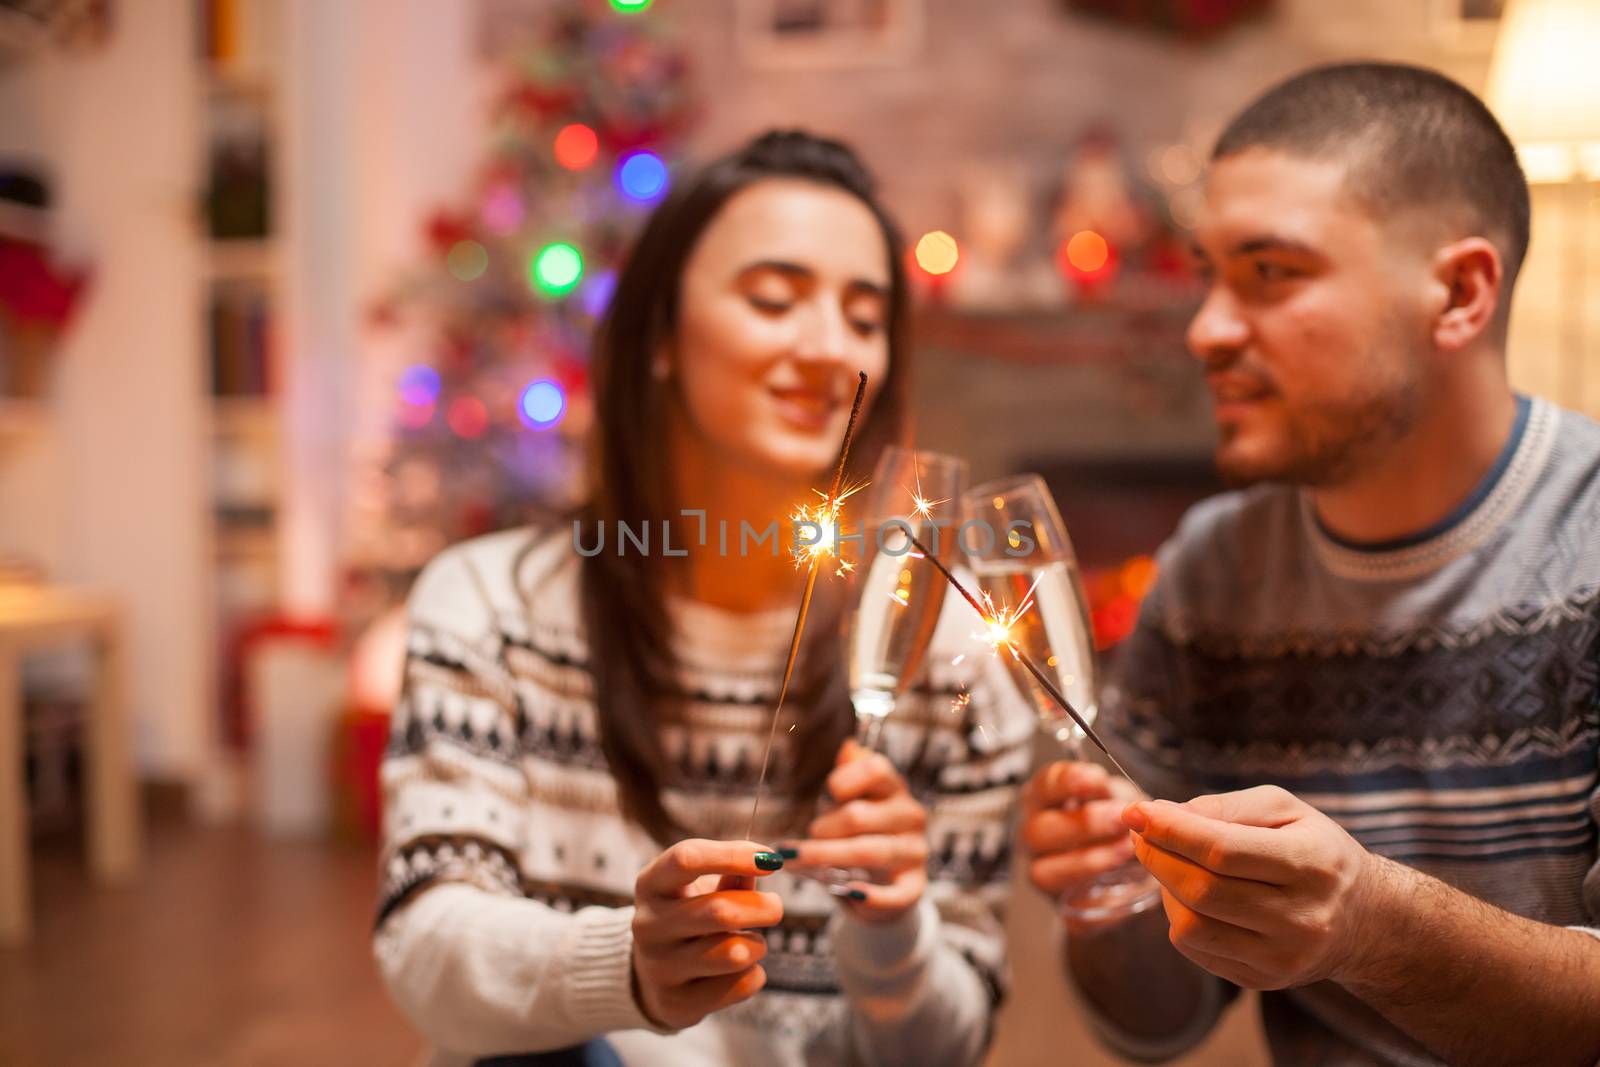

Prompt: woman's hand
[
  {"left": 784, "top": 740, "right": 930, "bottom": 923},
  {"left": 631, "top": 839, "right": 785, "bottom": 1030},
  {"left": 1021, "top": 760, "right": 1143, "bottom": 923}
]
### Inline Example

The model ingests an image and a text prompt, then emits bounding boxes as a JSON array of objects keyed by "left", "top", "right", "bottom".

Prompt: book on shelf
[
  {"left": 208, "top": 281, "right": 273, "bottom": 397},
  {"left": 196, "top": 0, "right": 280, "bottom": 77}
]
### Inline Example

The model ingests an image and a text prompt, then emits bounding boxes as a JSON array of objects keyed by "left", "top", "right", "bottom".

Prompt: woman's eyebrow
[
  {"left": 737, "top": 259, "right": 813, "bottom": 280},
  {"left": 738, "top": 261, "right": 887, "bottom": 297}
]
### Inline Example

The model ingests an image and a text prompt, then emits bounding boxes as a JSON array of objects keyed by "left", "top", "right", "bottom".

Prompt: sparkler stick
[
  {"left": 745, "top": 371, "right": 870, "bottom": 840},
  {"left": 900, "top": 529, "right": 1147, "bottom": 792}
]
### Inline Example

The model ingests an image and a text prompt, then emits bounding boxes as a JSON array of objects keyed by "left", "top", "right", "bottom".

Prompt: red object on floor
[{"left": 339, "top": 705, "right": 392, "bottom": 840}]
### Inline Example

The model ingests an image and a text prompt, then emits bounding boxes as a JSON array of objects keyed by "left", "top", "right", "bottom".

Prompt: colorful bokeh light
[
  {"left": 609, "top": 0, "right": 653, "bottom": 11},
  {"left": 447, "top": 395, "right": 489, "bottom": 439},
  {"left": 554, "top": 124, "right": 600, "bottom": 171},
  {"left": 399, "top": 399, "right": 435, "bottom": 429},
  {"left": 914, "top": 230, "right": 960, "bottom": 275},
  {"left": 1063, "top": 230, "right": 1110, "bottom": 273},
  {"left": 519, "top": 379, "right": 566, "bottom": 429},
  {"left": 398, "top": 364, "right": 441, "bottom": 406},
  {"left": 447, "top": 240, "right": 489, "bottom": 281},
  {"left": 531, "top": 241, "right": 584, "bottom": 296},
  {"left": 616, "top": 151, "right": 669, "bottom": 203},
  {"left": 581, "top": 269, "right": 618, "bottom": 318},
  {"left": 482, "top": 186, "right": 525, "bottom": 234}
]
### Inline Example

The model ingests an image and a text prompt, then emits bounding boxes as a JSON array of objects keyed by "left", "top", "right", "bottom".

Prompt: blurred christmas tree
[{"left": 346, "top": 0, "right": 694, "bottom": 620}]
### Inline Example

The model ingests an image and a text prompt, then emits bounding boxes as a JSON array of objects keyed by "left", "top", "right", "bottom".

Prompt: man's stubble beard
[{"left": 1214, "top": 373, "right": 1423, "bottom": 491}]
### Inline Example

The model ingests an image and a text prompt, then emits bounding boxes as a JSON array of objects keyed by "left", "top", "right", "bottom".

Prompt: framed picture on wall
[
  {"left": 736, "top": 0, "right": 923, "bottom": 71},
  {"left": 1428, "top": 0, "right": 1507, "bottom": 53}
]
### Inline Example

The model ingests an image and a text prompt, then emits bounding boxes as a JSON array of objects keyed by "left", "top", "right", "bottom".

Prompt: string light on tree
[
  {"left": 447, "top": 240, "right": 489, "bottom": 281},
  {"left": 531, "top": 241, "right": 584, "bottom": 297},
  {"left": 481, "top": 186, "right": 525, "bottom": 234},
  {"left": 616, "top": 150, "right": 669, "bottom": 203},
  {"left": 399, "top": 399, "right": 435, "bottom": 429},
  {"left": 553, "top": 123, "right": 600, "bottom": 170},
  {"left": 581, "top": 269, "right": 618, "bottom": 317},
  {"left": 913, "top": 229, "right": 960, "bottom": 276},
  {"left": 518, "top": 379, "right": 567, "bottom": 429},
  {"left": 398, "top": 364, "right": 442, "bottom": 407},
  {"left": 447, "top": 396, "right": 489, "bottom": 439}
]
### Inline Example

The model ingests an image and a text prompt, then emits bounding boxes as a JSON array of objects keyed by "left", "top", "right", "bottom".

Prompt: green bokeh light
[
  {"left": 531, "top": 242, "right": 584, "bottom": 296},
  {"left": 609, "top": 0, "right": 653, "bottom": 11}
]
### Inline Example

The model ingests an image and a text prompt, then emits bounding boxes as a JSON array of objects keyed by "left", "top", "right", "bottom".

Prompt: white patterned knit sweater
[{"left": 372, "top": 526, "right": 1035, "bottom": 1067}]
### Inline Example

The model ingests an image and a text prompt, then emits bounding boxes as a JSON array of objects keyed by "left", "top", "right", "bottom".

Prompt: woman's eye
[
  {"left": 747, "top": 295, "right": 791, "bottom": 314},
  {"left": 849, "top": 318, "right": 882, "bottom": 337},
  {"left": 1253, "top": 260, "right": 1293, "bottom": 282}
]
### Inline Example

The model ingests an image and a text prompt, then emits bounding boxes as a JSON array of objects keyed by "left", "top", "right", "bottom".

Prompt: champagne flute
[
  {"left": 846, "top": 446, "right": 968, "bottom": 750},
  {"left": 961, "top": 474, "right": 1161, "bottom": 932},
  {"left": 804, "top": 446, "right": 967, "bottom": 894}
]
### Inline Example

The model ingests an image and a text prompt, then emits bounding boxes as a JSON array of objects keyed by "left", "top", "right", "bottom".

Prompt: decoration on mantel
[{"left": 1063, "top": 0, "right": 1274, "bottom": 40}]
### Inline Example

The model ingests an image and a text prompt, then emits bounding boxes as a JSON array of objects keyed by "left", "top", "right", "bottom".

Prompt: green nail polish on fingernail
[
  {"left": 847, "top": 889, "right": 867, "bottom": 901},
  {"left": 755, "top": 851, "right": 784, "bottom": 871},
  {"left": 777, "top": 846, "right": 799, "bottom": 860}
]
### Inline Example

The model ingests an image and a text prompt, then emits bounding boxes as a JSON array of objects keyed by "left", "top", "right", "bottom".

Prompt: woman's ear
[
  {"left": 651, "top": 341, "right": 672, "bottom": 381},
  {"left": 1431, "top": 237, "right": 1504, "bottom": 353}
]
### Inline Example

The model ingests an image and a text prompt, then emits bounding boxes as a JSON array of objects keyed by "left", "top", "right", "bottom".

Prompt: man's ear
[{"left": 1430, "top": 237, "right": 1504, "bottom": 353}]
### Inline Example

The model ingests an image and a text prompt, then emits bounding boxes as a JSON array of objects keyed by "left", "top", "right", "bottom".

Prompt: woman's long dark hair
[{"left": 580, "top": 130, "right": 911, "bottom": 844}]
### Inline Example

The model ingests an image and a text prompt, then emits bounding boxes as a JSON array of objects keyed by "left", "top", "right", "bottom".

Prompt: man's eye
[
  {"left": 848, "top": 318, "right": 882, "bottom": 337},
  {"left": 1254, "top": 261, "right": 1293, "bottom": 282}
]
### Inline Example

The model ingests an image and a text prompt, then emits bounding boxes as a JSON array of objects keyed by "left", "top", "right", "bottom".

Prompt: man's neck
[{"left": 1311, "top": 382, "right": 1517, "bottom": 547}]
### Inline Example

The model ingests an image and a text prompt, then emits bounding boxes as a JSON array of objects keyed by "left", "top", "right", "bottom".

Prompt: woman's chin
[{"left": 739, "top": 437, "right": 837, "bottom": 486}]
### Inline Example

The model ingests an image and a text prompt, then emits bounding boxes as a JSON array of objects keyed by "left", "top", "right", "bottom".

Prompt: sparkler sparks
[
  {"left": 899, "top": 527, "right": 1148, "bottom": 792},
  {"left": 790, "top": 482, "right": 867, "bottom": 569},
  {"left": 902, "top": 463, "right": 948, "bottom": 522},
  {"left": 970, "top": 573, "right": 1045, "bottom": 657}
]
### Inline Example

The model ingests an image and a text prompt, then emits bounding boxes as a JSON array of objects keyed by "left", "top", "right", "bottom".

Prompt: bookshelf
[{"left": 197, "top": 0, "right": 285, "bottom": 715}]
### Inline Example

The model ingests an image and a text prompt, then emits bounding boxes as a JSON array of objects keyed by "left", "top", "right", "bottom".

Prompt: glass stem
[{"left": 856, "top": 714, "right": 886, "bottom": 752}]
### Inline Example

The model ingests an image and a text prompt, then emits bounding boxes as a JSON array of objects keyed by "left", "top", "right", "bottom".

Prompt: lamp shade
[{"left": 1485, "top": 0, "right": 1600, "bottom": 180}]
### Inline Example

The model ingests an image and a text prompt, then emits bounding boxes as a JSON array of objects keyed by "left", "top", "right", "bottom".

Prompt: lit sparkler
[{"left": 746, "top": 371, "right": 870, "bottom": 840}]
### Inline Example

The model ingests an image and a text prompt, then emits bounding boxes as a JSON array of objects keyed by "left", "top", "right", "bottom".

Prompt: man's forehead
[{"left": 1193, "top": 148, "right": 1367, "bottom": 253}]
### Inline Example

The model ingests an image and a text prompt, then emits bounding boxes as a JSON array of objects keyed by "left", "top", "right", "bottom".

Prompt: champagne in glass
[
  {"left": 845, "top": 447, "right": 968, "bottom": 750},
  {"left": 963, "top": 474, "right": 1160, "bottom": 931}
]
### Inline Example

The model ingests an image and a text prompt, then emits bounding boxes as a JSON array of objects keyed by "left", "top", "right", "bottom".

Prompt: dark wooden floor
[{"left": 0, "top": 816, "right": 424, "bottom": 1066}]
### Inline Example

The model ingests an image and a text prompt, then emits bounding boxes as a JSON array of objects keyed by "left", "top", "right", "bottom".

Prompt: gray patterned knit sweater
[
  {"left": 1103, "top": 395, "right": 1600, "bottom": 1066},
  {"left": 372, "top": 526, "right": 1034, "bottom": 1067}
]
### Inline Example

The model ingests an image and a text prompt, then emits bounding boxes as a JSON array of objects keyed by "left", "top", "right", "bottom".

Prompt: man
[{"left": 1023, "top": 62, "right": 1600, "bottom": 1066}]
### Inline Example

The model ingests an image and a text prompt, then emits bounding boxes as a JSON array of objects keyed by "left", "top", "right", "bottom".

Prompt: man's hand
[{"left": 1122, "top": 784, "right": 1382, "bottom": 991}]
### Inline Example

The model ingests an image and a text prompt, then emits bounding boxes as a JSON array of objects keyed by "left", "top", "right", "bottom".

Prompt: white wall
[{"left": 0, "top": 0, "right": 210, "bottom": 778}]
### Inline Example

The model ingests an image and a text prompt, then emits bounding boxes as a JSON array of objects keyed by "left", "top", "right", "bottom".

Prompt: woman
[{"left": 373, "top": 130, "right": 1033, "bottom": 1067}]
